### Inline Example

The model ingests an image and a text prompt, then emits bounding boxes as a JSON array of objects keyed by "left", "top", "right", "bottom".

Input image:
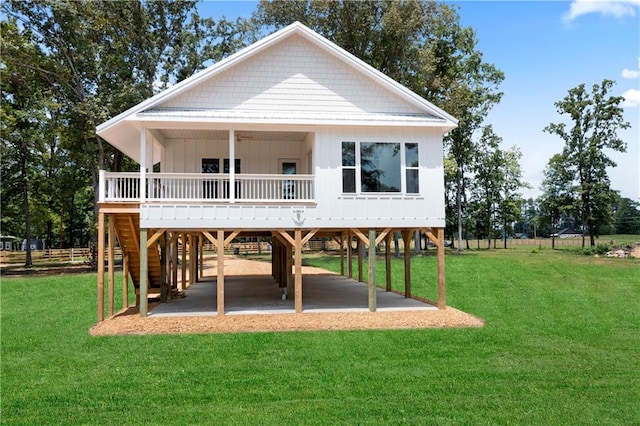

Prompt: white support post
[
  {"left": 140, "top": 129, "right": 147, "bottom": 202},
  {"left": 98, "top": 169, "right": 105, "bottom": 203},
  {"left": 229, "top": 129, "right": 235, "bottom": 203}
]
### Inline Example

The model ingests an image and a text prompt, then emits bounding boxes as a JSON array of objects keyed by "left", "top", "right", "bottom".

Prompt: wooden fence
[{"left": 0, "top": 248, "right": 121, "bottom": 265}]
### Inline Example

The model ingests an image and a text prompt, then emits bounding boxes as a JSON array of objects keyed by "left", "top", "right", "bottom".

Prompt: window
[
  {"left": 202, "top": 158, "right": 220, "bottom": 199},
  {"left": 405, "top": 143, "right": 419, "bottom": 193},
  {"left": 223, "top": 158, "right": 241, "bottom": 174},
  {"left": 340, "top": 141, "right": 420, "bottom": 194},
  {"left": 202, "top": 158, "right": 219, "bottom": 174},
  {"left": 342, "top": 142, "right": 356, "bottom": 193},
  {"left": 361, "top": 142, "right": 400, "bottom": 192}
]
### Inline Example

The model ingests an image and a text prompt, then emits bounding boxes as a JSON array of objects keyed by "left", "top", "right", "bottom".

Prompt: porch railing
[{"left": 100, "top": 171, "right": 315, "bottom": 203}]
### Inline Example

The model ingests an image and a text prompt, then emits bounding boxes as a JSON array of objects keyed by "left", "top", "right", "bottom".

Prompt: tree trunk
[
  {"left": 21, "top": 156, "right": 33, "bottom": 267},
  {"left": 456, "top": 165, "right": 463, "bottom": 252}
]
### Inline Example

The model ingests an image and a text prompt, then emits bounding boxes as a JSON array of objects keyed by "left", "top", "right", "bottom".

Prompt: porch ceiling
[{"left": 156, "top": 129, "right": 309, "bottom": 142}]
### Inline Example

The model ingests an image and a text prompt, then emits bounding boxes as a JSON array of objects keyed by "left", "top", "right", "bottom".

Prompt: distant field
[{"left": 1, "top": 249, "right": 638, "bottom": 424}]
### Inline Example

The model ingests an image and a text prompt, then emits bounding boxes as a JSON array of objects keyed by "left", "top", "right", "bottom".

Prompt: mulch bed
[{"left": 90, "top": 305, "right": 484, "bottom": 336}]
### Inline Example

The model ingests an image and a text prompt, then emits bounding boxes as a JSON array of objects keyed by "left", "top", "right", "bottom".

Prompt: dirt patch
[{"left": 90, "top": 256, "right": 484, "bottom": 335}]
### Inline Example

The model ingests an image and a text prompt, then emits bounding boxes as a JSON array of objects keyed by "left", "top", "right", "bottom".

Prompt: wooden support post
[
  {"left": 180, "top": 233, "right": 186, "bottom": 291},
  {"left": 107, "top": 215, "right": 115, "bottom": 317},
  {"left": 294, "top": 229, "right": 302, "bottom": 313},
  {"left": 368, "top": 228, "right": 377, "bottom": 312},
  {"left": 97, "top": 211, "right": 105, "bottom": 322},
  {"left": 286, "top": 239, "right": 293, "bottom": 299},
  {"left": 122, "top": 254, "right": 129, "bottom": 308},
  {"left": 139, "top": 227, "right": 148, "bottom": 317},
  {"left": 357, "top": 239, "right": 363, "bottom": 283},
  {"left": 347, "top": 231, "right": 353, "bottom": 278},
  {"left": 402, "top": 230, "right": 412, "bottom": 298},
  {"left": 189, "top": 234, "right": 196, "bottom": 288},
  {"left": 437, "top": 227, "right": 446, "bottom": 309},
  {"left": 172, "top": 235, "right": 178, "bottom": 292},
  {"left": 160, "top": 232, "right": 167, "bottom": 303},
  {"left": 340, "top": 231, "right": 346, "bottom": 276},
  {"left": 199, "top": 235, "right": 204, "bottom": 280},
  {"left": 217, "top": 229, "right": 225, "bottom": 316},
  {"left": 385, "top": 232, "right": 392, "bottom": 291}
]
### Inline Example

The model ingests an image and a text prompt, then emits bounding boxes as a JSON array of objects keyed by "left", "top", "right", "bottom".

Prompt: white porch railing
[{"left": 101, "top": 172, "right": 315, "bottom": 203}]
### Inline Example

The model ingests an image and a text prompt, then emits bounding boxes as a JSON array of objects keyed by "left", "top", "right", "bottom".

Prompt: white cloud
[
  {"left": 564, "top": 0, "right": 640, "bottom": 22},
  {"left": 622, "top": 68, "right": 640, "bottom": 78},
  {"left": 622, "top": 88, "right": 640, "bottom": 107},
  {"left": 622, "top": 58, "right": 640, "bottom": 79}
]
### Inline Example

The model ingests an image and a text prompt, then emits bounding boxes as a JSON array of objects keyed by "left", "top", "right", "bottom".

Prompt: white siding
[
  {"left": 142, "top": 126, "right": 445, "bottom": 229},
  {"left": 159, "top": 35, "right": 421, "bottom": 116}
]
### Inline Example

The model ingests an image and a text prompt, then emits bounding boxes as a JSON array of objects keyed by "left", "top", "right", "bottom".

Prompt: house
[
  {"left": 551, "top": 228, "right": 583, "bottom": 238},
  {"left": 95, "top": 22, "right": 457, "bottom": 321},
  {"left": 0, "top": 235, "right": 18, "bottom": 251},
  {"left": 21, "top": 238, "right": 44, "bottom": 251}
]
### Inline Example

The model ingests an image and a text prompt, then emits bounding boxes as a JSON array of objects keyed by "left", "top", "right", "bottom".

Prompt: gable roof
[{"left": 97, "top": 22, "right": 457, "bottom": 161}]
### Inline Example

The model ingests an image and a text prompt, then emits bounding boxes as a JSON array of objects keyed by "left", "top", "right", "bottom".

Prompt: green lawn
[{"left": 1, "top": 249, "right": 639, "bottom": 425}]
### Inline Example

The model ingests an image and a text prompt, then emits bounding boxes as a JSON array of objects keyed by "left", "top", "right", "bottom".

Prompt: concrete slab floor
[{"left": 149, "top": 272, "right": 437, "bottom": 317}]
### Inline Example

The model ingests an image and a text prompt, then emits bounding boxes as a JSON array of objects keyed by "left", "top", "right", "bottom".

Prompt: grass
[{"left": 1, "top": 248, "right": 639, "bottom": 424}]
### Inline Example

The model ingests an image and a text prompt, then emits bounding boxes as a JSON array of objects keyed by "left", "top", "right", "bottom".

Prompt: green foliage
[
  {"left": 544, "top": 79, "right": 630, "bottom": 246},
  {"left": 0, "top": 1, "right": 246, "bottom": 248}
]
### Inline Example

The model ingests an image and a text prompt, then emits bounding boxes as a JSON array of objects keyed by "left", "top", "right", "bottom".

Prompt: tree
[
  {"left": 612, "top": 194, "right": 640, "bottom": 235},
  {"left": 544, "top": 80, "right": 630, "bottom": 247},
  {"left": 1, "top": 0, "right": 244, "bottom": 258},
  {"left": 470, "top": 126, "right": 502, "bottom": 248},
  {"left": 539, "top": 154, "right": 578, "bottom": 248},
  {"left": 470, "top": 126, "right": 527, "bottom": 249},
  {"left": 0, "top": 20, "right": 52, "bottom": 265},
  {"left": 496, "top": 146, "right": 526, "bottom": 249}
]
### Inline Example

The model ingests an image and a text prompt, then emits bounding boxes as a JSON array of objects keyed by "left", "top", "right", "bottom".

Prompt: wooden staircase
[{"left": 111, "top": 213, "right": 162, "bottom": 296}]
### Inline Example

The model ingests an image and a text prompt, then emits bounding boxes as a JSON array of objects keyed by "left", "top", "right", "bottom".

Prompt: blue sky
[{"left": 199, "top": 0, "right": 639, "bottom": 201}]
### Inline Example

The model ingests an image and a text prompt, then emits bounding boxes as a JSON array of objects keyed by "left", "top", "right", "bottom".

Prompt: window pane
[
  {"left": 405, "top": 143, "right": 419, "bottom": 167},
  {"left": 342, "top": 142, "right": 355, "bottom": 166},
  {"left": 223, "top": 159, "right": 241, "bottom": 173},
  {"left": 361, "top": 142, "right": 401, "bottom": 192},
  {"left": 202, "top": 158, "right": 219, "bottom": 174},
  {"left": 406, "top": 169, "right": 419, "bottom": 193},
  {"left": 342, "top": 169, "right": 355, "bottom": 193}
]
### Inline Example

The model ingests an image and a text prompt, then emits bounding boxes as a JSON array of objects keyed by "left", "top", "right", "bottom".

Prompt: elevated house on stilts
[{"left": 95, "top": 22, "right": 457, "bottom": 322}]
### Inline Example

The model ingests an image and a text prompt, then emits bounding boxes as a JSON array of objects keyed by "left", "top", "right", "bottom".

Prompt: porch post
[
  {"left": 140, "top": 129, "right": 147, "bottom": 202},
  {"left": 437, "top": 227, "right": 446, "bottom": 309},
  {"left": 122, "top": 254, "right": 129, "bottom": 308},
  {"left": 139, "top": 227, "right": 148, "bottom": 317},
  {"left": 98, "top": 169, "right": 105, "bottom": 203},
  {"left": 385, "top": 232, "right": 392, "bottom": 291},
  {"left": 347, "top": 231, "right": 353, "bottom": 278},
  {"left": 357, "top": 239, "right": 363, "bottom": 282},
  {"left": 107, "top": 215, "right": 115, "bottom": 316},
  {"left": 97, "top": 211, "right": 105, "bottom": 322},
  {"left": 294, "top": 229, "right": 302, "bottom": 313},
  {"left": 180, "top": 233, "right": 186, "bottom": 291},
  {"left": 402, "top": 230, "right": 412, "bottom": 298},
  {"left": 340, "top": 231, "right": 346, "bottom": 277},
  {"left": 368, "top": 229, "right": 377, "bottom": 312},
  {"left": 217, "top": 229, "right": 225, "bottom": 316},
  {"left": 199, "top": 235, "right": 204, "bottom": 280},
  {"left": 172, "top": 235, "right": 178, "bottom": 292},
  {"left": 229, "top": 130, "right": 235, "bottom": 203}
]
